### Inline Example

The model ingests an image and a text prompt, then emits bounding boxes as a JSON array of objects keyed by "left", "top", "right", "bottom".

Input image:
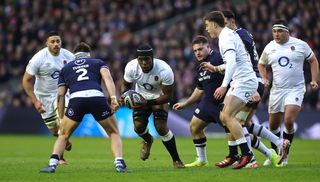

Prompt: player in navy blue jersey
[
  {"left": 173, "top": 35, "right": 228, "bottom": 167},
  {"left": 40, "top": 42, "right": 127, "bottom": 173}
]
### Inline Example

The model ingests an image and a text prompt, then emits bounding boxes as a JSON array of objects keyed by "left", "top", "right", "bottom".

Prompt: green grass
[{"left": 0, "top": 135, "right": 320, "bottom": 182}]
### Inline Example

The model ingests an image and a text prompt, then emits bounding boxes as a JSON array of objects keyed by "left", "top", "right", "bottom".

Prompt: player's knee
[
  {"left": 220, "top": 111, "right": 232, "bottom": 124},
  {"left": 134, "top": 124, "right": 147, "bottom": 134},
  {"left": 154, "top": 109, "right": 168, "bottom": 121},
  {"left": 155, "top": 124, "right": 168, "bottom": 136},
  {"left": 284, "top": 115, "right": 296, "bottom": 125},
  {"left": 59, "top": 133, "right": 70, "bottom": 141},
  {"left": 219, "top": 112, "right": 226, "bottom": 123},
  {"left": 235, "top": 111, "right": 249, "bottom": 122},
  {"left": 189, "top": 122, "right": 201, "bottom": 135}
]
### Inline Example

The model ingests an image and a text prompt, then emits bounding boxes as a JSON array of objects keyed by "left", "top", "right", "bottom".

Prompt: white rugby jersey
[
  {"left": 259, "top": 37, "right": 313, "bottom": 89},
  {"left": 124, "top": 58, "right": 174, "bottom": 100},
  {"left": 26, "top": 47, "right": 74, "bottom": 96},
  {"left": 218, "top": 27, "right": 257, "bottom": 87}
]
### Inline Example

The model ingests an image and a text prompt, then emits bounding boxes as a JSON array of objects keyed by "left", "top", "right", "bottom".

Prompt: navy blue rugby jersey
[
  {"left": 236, "top": 28, "right": 261, "bottom": 78},
  {"left": 58, "top": 58, "right": 108, "bottom": 94},
  {"left": 196, "top": 50, "right": 225, "bottom": 104}
]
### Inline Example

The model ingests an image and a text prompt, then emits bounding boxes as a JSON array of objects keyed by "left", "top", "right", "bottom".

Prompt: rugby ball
[{"left": 122, "top": 90, "right": 145, "bottom": 109}]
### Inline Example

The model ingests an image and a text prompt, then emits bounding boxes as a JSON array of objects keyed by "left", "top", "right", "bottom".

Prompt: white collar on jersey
[{"left": 75, "top": 52, "right": 90, "bottom": 59}]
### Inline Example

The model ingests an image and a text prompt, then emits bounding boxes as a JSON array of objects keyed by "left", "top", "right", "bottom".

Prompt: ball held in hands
[{"left": 121, "top": 90, "right": 146, "bottom": 109}]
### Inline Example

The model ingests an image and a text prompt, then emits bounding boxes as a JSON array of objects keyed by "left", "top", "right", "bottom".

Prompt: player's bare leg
[
  {"left": 220, "top": 95, "right": 253, "bottom": 169},
  {"left": 40, "top": 117, "right": 78, "bottom": 173},
  {"left": 134, "top": 119, "right": 153, "bottom": 161},
  {"left": 48, "top": 125, "right": 71, "bottom": 165},
  {"left": 99, "top": 114, "right": 127, "bottom": 172}
]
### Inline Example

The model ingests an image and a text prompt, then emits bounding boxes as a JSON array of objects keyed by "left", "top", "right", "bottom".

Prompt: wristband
[{"left": 111, "top": 96, "right": 117, "bottom": 102}]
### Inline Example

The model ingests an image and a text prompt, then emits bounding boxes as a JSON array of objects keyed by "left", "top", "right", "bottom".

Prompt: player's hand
[
  {"left": 172, "top": 102, "right": 186, "bottom": 110},
  {"left": 199, "top": 62, "right": 216, "bottom": 72},
  {"left": 111, "top": 97, "right": 119, "bottom": 111},
  {"left": 251, "top": 91, "right": 261, "bottom": 103},
  {"left": 214, "top": 86, "right": 227, "bottom": 100},
  {"left": 310, "top": 81, "right": 319, "bottom": 90},
  {"left": 33, "top": 100, "right": 45, "bottom": 113},
  {"left": 118, "top": 94, "right": 125, "bottom": 106},
  {"left": 131, "top": 99, "right": 147, "bottom": 109}
]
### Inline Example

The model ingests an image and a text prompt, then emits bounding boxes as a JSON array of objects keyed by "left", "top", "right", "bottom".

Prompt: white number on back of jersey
[{"left": 76, "top": 68, "right": 89, "bottom": 81}]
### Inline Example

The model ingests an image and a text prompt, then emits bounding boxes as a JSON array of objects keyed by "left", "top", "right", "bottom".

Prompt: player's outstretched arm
[
  {"left": 100, "top": 67, "right": 119, "bottom": 111},
  {"left": 57, "top": 86, "right": 66, "bottom": 119},
  {"left": 173, "top": 88, "right": 203, "bottom": 110}
]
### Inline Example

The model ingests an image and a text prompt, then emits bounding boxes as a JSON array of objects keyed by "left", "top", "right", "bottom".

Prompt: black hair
[
  {"left": 222, "top": 10, "right": 235, "bottom": 20},
  {"left": 272, "top": 19, "right": 288, "bottom": 27},
  {"left": 192, "top": 35, "right": 209, "bottom": 45},
  {"left": 203, "top": 11, "right": 225, "bottom": 27},
  {"left": 136, "top": 43, "right": 153, "bottom": 58},
  {"left": 73, "top": 42, "right": 91, "bottom": 53},
  {"left": 45, "top": 31, "right": 60, "bottom": 40}
]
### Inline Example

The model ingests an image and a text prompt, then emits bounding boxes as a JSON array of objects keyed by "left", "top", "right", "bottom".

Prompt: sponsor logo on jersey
[
  {"left": 154, "top": 76, "right": 159, "bottom": 81},
  {"left": 142, "top": 83, "right": 154, "bottom": 90},
  {"left": 51, "top": 70, "right": 60, "bottom": 79},
  {"left": 75, "top": 59, "right": 86, "bottom": 65}
]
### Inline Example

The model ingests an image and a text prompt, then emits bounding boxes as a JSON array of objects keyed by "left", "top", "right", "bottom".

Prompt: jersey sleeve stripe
[
  {"left": 306, "top": 52, "right": 312, "bottom": 60},
  {"left": 223, "top": 49, "right": 236, "bottom": 55}
]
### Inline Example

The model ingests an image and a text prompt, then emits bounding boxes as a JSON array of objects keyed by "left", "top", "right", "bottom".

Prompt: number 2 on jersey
[{"left": 76, "top": 68, "right": 89, "bottom": 81}]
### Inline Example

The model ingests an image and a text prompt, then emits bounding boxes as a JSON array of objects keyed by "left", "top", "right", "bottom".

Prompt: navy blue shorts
[
  {"left": 65, "top": 97, "right": 112, "bottom": 122},
  {"left": 194, "top": 100, "right": 223, "bottom": 126}
]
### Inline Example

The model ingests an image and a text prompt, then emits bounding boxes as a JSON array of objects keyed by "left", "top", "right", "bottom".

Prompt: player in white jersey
[
  {"left": 120, "top": 44, "right": 185, "bottom": 169},
  {"left": 258, "top": 19, "right": 319, "bottom": 166},
  {"left": 22, "top": 31, "right": 74, "bottom": 164},
  {"left": 203, "top": 11, "right": 258, "bottom": 169}
]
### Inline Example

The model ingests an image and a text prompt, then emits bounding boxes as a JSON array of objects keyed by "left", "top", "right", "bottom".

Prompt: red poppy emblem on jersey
[
  {"left": 154, "top": 76, "right": 159, "bottom": 81},
  {"left": 63, "top": 60, "right": 67, "bottom": 64},
  {"left": 291, "top": 46, "right": 295, "bottom": 51}
]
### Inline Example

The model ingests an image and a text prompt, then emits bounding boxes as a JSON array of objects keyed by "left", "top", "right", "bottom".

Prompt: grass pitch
[{"left": 0, "top": 135, "right": 320, "bottom": 182}]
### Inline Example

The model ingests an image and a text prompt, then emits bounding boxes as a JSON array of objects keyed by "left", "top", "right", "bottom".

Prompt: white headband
[
  {"left": 272, "top": 24, "right": 289, "bottom": 32},
  {"left": 75, "top": 52, "right": 90, "bottom": 59}
]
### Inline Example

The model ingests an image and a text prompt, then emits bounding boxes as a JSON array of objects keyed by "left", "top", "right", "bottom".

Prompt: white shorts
[
  {"left": 36, "top": 93, "right": 70, "bottom": 129},
  {"left": 226, "top": 79, "right": 258, "bottom": 104},
  {"left": 268, "top": 88, "right": 305, "bottom": 113}
]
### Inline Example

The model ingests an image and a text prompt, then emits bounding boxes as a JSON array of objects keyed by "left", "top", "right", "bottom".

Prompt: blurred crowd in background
[{"left": 0, "top": 0, "right": 319, "bottom": 110}]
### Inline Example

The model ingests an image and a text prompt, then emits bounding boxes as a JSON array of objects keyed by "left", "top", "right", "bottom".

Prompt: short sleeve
[
  {"left": 123, "top": 61, "right": 134, "bottom": 83},
  {"left": 259, "top": 51, "right": 269, "bottom": 65},
  {"left": 25, "top": 53, "right": 42, "bottom": 75},
  {"left": 160, "top": 66, "right": 174, "bottom": 85},
  {"left": 301, "top": 41, "right": 314, "bottom": 61}
]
